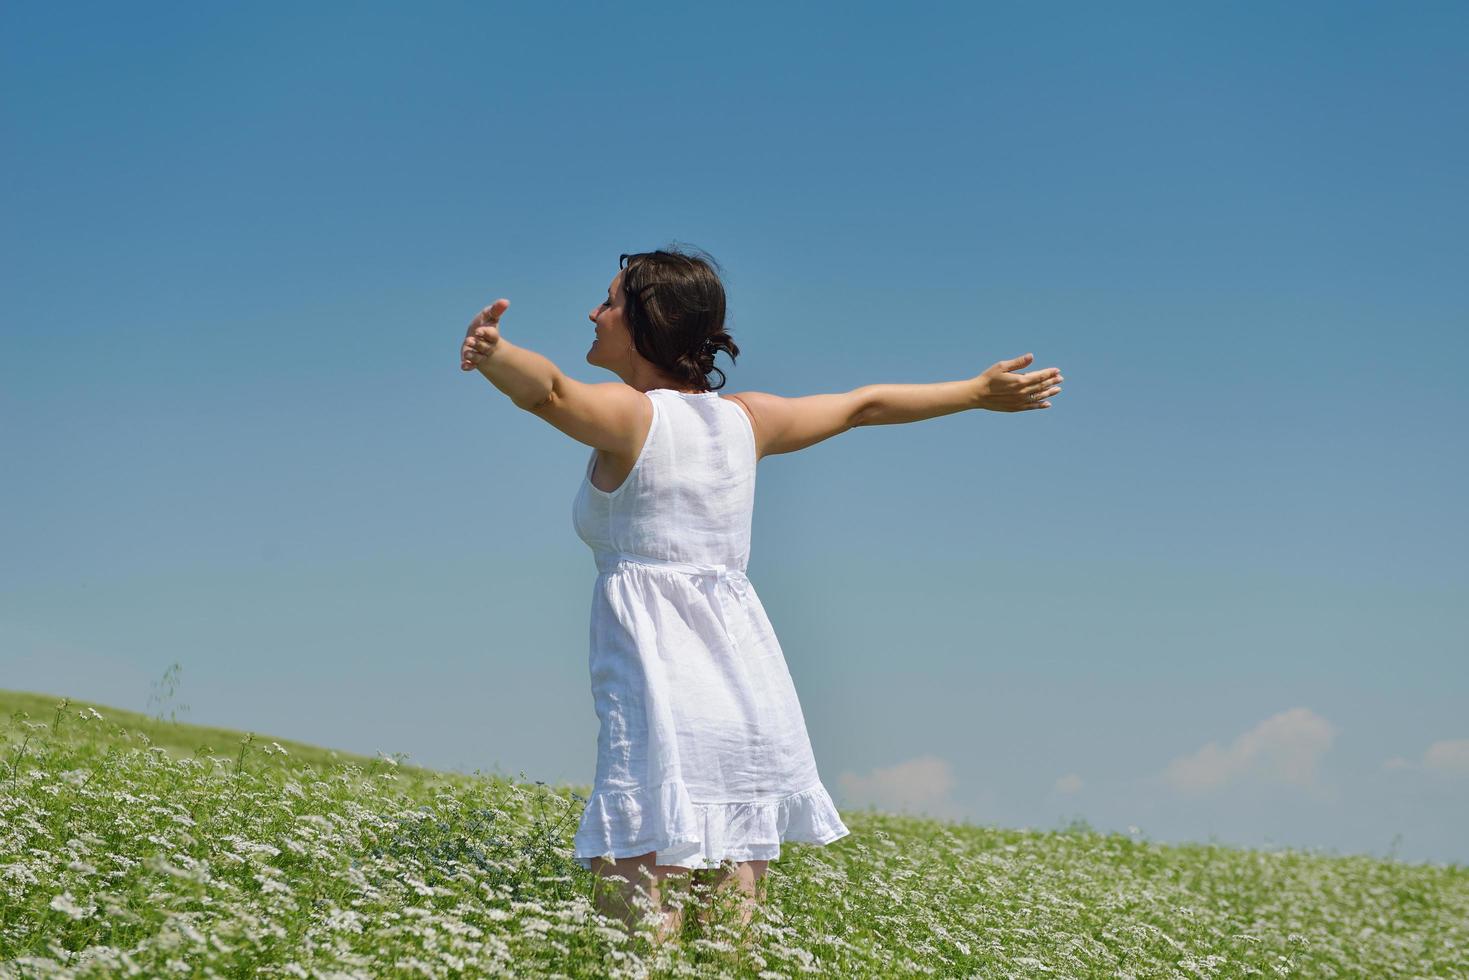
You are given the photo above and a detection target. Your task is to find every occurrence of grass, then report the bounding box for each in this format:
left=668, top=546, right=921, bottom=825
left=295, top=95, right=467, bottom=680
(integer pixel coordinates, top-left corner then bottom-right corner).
left=2, top=687, right=1466, bottom=978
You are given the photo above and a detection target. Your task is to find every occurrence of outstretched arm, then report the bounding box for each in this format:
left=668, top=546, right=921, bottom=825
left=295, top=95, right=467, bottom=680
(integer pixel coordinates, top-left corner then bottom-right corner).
left=857, top=353, right=1063, bottom=425
left=733, top=353, right=1064, bottom=460
left=460, top=299, right=561, bottom=410
left=459, top=298, right=649, bottom=454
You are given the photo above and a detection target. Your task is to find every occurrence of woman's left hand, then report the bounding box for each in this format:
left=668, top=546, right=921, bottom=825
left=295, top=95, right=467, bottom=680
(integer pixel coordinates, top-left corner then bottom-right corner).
left=461, top=298, right=510, bottom=371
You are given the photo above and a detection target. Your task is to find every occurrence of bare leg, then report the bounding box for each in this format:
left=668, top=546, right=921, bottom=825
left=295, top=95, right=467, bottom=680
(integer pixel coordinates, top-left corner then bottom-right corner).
left=699, top=859, right=769, bottom=937
left=589, top=851, right=693, bottom=943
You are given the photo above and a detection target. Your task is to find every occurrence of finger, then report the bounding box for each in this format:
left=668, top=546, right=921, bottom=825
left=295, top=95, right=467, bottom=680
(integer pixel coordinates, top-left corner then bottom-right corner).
left=1003, top=373, right=1049, bottom=394
left=1000, top=352, right=1034, bottom=371
left=479, top=298, right=511, bottom=323
left=1012, top=389, right=1050, bottom=409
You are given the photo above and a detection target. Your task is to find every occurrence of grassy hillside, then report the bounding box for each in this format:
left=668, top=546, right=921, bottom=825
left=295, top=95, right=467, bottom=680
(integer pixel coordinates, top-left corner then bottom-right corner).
left=0, top=689, right=436, bottom=779
left=2, top=689, right=1466, bottom=978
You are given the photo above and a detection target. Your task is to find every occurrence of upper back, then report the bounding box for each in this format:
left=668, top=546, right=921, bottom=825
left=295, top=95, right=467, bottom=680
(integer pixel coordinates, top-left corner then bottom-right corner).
left=573, top=388, right=758, bottom=566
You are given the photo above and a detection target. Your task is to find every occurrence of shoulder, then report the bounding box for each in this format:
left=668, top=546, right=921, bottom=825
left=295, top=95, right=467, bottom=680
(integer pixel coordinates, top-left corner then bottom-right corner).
left=718, top=391, right=760, bottom=424
left=719, top=392, right=767, bottom=457
left=716, top=389, right=866, bottom=459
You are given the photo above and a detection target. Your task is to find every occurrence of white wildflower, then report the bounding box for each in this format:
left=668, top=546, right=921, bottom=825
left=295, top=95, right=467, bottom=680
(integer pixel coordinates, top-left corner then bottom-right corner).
left=257, top=875, right=292, bottom=895
left=49, top=891, right=94, bottom=920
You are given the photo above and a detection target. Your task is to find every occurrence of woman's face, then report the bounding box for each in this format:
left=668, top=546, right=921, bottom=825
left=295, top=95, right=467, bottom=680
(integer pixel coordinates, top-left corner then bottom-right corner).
left=586, top=270, right=631, bottom=368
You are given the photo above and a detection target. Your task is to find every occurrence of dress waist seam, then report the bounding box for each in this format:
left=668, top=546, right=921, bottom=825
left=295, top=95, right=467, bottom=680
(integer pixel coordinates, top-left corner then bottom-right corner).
left=596, top=550, right=748, bottom=579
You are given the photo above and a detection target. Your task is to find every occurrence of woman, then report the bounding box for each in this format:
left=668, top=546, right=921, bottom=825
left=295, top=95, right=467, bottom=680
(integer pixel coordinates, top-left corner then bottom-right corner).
left=459, top=245, right=1063, bottom=942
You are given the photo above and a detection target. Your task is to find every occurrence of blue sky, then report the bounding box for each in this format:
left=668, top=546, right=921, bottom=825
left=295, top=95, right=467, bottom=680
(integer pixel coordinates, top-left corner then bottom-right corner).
left=4, top=1, right=1466, bottom=865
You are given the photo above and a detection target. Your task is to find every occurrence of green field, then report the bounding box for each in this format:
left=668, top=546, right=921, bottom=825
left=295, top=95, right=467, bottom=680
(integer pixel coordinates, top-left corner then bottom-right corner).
left=3, top=688, right=1466, bottom=978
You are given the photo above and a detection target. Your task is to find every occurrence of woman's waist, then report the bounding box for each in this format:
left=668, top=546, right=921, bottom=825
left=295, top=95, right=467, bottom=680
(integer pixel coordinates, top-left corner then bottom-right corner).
left=594, top=549, right=749, bottom=579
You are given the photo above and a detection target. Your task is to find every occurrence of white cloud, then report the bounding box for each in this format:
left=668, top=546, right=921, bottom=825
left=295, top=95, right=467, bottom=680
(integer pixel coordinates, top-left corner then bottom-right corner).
left=1054, top=773, right=1084, bottom=795
left=1162, top=707, right=1337, bottom=794
left=1384, top=739, right=1469, bottom=777
left=1424, top=740, right=1469, bottom=776
left=838, top=754, right=958, bottom=817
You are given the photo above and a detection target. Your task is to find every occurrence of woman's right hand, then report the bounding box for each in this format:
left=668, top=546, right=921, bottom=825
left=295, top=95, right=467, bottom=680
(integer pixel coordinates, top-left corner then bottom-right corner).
left=974, top=353, right=1064, bottom=411
left=461, top=299, right=509, bottom=372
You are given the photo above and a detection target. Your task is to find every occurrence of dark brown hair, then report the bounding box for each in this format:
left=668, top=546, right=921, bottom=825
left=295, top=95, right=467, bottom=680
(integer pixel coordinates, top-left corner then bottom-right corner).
left=618, top=244, right=739, bottom=392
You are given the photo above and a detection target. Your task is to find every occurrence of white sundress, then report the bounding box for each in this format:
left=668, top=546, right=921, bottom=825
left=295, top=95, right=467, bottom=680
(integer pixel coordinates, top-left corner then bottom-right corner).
left=570, top=387, right=850, bottom=870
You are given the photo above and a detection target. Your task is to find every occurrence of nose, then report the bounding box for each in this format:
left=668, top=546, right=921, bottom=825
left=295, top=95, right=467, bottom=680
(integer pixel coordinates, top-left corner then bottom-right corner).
left=588, top=307, right=598, bottom=324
